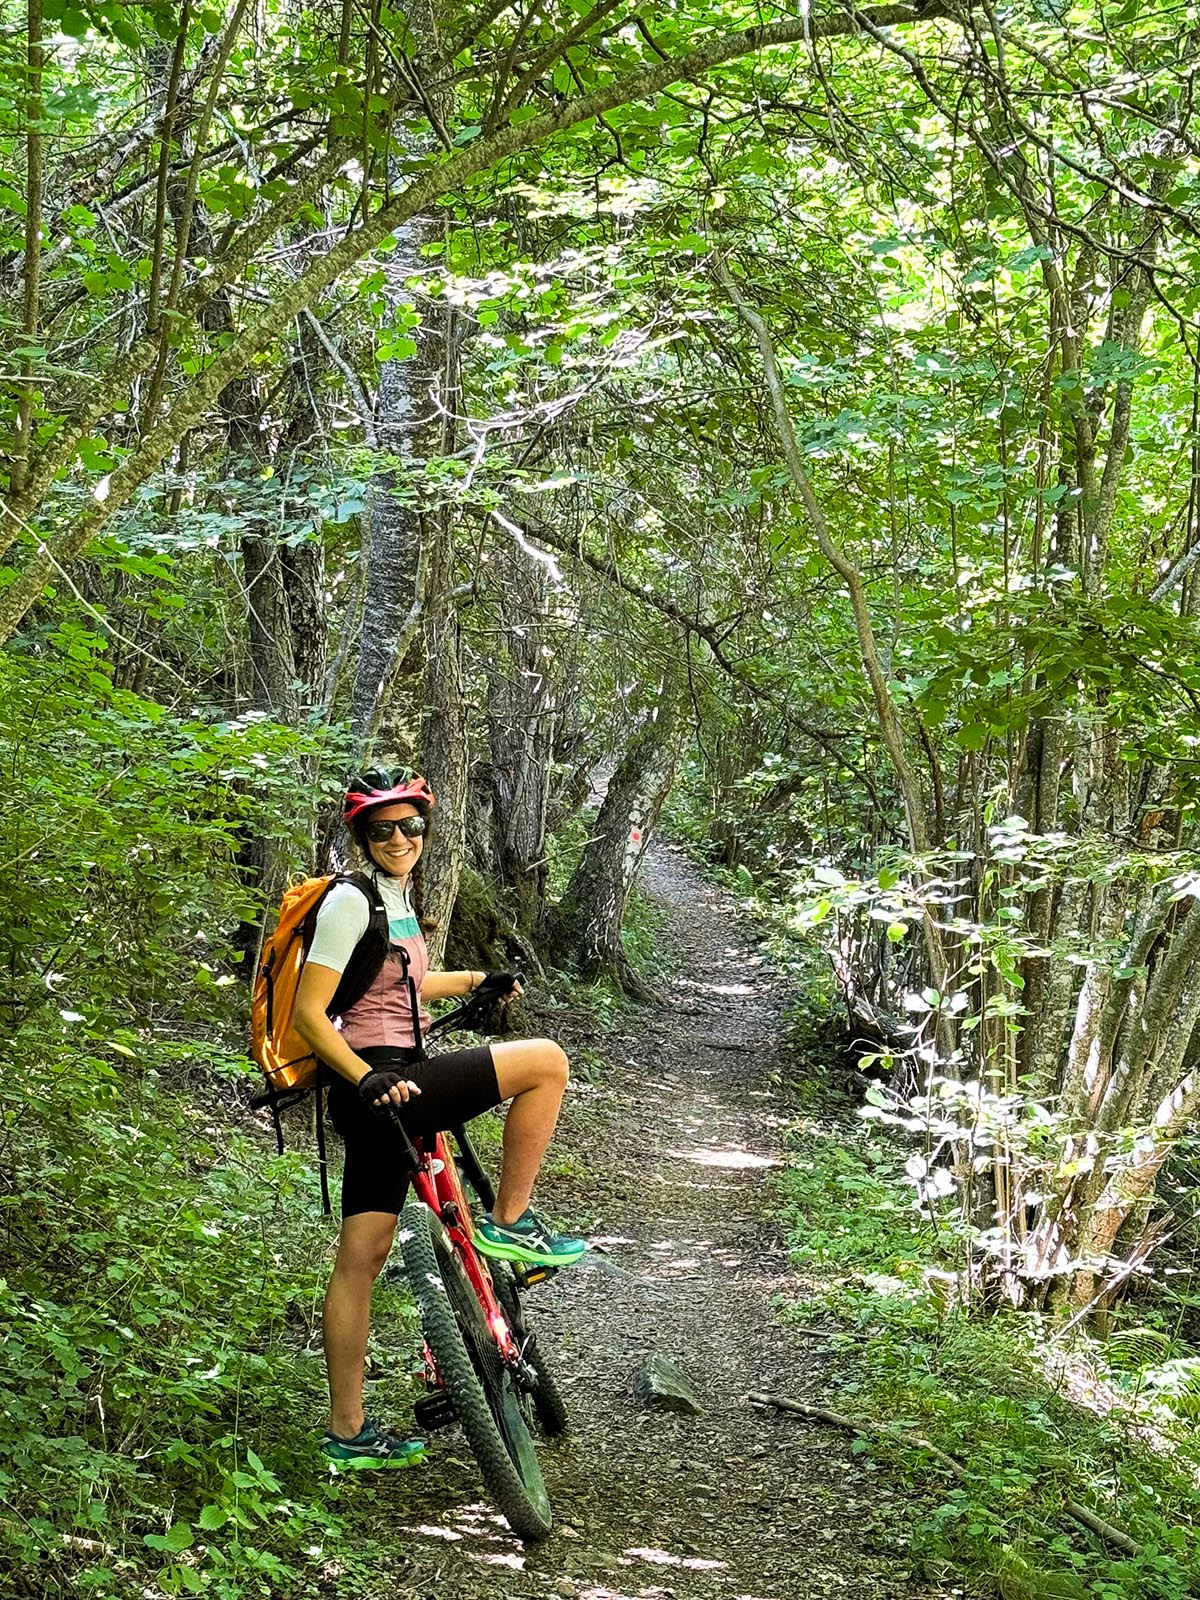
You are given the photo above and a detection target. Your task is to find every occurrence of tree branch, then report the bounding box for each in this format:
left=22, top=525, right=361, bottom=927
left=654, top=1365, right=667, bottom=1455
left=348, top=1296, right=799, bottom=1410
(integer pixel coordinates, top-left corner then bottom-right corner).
left=143, top=6, right=191, bottom=343
left=0, top=1, right=971, bottom=628
left=0, top=141, right=355, bottom=556
left=142, top=0, right=251, bottom=428
left=714, top=256, right=935, bottom=853
left=749, top=1391, right=1142, bottom=1557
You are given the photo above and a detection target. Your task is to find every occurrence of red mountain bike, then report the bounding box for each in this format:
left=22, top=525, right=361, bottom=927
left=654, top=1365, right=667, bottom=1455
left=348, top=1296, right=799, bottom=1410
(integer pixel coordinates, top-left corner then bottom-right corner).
left=391, top=1113, right=567, bottom=1541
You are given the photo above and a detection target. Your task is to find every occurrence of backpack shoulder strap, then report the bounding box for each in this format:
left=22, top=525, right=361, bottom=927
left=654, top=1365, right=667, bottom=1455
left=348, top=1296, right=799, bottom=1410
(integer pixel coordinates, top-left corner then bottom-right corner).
left=341, top=869, right=386, bottom=921
left=326, top=871, right=389, bottom=1017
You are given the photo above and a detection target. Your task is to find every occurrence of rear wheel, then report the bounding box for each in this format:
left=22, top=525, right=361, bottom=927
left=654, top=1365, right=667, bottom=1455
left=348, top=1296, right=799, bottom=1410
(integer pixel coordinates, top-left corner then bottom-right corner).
left=397, top=1202, right=552, bottom=1542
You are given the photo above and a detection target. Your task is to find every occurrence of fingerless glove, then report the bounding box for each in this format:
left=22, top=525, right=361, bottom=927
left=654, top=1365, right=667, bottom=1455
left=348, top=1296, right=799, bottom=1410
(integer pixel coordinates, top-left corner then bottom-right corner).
left=476, top=971, right=522, bottom=1000
left=357, top=1068, right=405, bottom=1117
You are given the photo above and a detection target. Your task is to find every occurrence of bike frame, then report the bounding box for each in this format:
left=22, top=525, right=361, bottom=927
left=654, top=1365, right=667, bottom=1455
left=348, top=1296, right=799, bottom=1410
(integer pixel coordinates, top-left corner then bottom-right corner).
left=404, top=1125, right=523, bottom=1367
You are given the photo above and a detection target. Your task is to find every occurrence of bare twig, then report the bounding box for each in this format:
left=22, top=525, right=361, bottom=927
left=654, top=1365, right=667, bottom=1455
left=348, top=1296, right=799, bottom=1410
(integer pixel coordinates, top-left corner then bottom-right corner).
left=301, top=308, right=377, bottom=443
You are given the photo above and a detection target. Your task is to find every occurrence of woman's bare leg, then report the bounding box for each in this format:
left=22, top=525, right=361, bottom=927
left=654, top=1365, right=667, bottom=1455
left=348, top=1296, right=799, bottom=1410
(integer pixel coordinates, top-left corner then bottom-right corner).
left=491, top=1038, right=570, bottom=1225
left=323, top=1210, right=397, bottom=1436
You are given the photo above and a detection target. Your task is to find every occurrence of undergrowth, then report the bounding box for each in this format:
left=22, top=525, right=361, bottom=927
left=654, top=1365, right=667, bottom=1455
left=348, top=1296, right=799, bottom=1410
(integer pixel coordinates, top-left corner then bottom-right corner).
left=0, top=1040, right=423, bottom=1599
left=777, top=1126, right=1200, bottom=1600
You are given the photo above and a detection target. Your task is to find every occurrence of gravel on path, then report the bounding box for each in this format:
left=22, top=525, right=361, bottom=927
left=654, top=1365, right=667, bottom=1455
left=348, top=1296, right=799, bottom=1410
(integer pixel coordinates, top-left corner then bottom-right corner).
left=352, top=843, right=948, bottom=1600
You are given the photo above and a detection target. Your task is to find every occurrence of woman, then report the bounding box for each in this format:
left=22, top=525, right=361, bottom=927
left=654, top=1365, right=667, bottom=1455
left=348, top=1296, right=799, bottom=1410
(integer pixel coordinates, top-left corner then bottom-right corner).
left=293, top=768, right=585, bottom=1470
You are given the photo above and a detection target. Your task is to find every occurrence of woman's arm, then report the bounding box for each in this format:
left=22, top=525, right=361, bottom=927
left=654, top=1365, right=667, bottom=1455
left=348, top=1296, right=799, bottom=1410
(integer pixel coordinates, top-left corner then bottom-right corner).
left=293, top=960, right=373, bottom=1084
left=420, top=969, right=485, bottom=1003
left=294, top=961, right=422, bottom=1108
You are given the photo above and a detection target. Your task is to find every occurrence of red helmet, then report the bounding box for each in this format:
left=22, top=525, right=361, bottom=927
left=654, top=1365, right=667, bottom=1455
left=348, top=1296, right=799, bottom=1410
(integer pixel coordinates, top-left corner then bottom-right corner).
left=343, top=768, right=436, bottom=827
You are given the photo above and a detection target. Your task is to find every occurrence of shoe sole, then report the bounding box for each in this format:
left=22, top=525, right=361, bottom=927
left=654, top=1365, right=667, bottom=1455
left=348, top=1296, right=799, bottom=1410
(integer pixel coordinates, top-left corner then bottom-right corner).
left=323, top=1450, right=426, bottom=1471
left=473, top=1235, right=586, bottom=1268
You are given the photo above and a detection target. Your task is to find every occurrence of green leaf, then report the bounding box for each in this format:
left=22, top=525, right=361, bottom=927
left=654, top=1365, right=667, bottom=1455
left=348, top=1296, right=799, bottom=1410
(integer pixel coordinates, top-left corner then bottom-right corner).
left=144, top=1521, right=193, bottom=1553
left=812, top=865, right=845, bottom=887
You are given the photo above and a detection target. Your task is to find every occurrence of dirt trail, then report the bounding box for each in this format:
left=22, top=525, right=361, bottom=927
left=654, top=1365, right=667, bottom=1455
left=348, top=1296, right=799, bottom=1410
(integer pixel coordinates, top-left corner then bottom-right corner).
left=375, top=844, right=937, bottom=1600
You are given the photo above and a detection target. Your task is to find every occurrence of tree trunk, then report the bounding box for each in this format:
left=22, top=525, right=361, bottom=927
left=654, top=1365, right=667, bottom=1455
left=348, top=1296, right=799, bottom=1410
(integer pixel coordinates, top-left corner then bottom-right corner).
left=346, top=0, right=468, bottom=953
left=550, top=672, right=685, bottom=995
left=421, top=454, right=468, bottom=963
left=487, top=541, right=560, bottom=935
left=349, top=225, right=440, bottom=757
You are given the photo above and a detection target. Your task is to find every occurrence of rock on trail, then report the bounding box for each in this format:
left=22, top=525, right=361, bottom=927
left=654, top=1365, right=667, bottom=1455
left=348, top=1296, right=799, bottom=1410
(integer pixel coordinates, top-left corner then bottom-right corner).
left=357, top=843, right=940, bottom=1600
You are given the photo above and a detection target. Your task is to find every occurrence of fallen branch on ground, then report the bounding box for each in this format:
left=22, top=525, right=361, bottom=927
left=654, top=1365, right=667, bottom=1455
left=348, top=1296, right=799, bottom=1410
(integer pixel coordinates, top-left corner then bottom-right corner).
left=747, top=1391, right=1141, bottom=1557
left=788, top=1326, right=868, bottom=1342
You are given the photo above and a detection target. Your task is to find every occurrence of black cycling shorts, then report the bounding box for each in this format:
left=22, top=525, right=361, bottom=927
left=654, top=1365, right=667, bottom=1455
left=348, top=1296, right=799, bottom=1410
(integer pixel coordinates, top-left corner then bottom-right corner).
left=326, top=1045, right=501, bottom=1219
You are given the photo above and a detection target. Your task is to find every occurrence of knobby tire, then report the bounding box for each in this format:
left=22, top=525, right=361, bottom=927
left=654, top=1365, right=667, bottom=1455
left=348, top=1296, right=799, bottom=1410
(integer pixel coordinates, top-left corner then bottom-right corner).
left=491, top=1267, right=570, bottom=1437
left=397, top=1202, right=553, bottom=1542
left=452, top=1124, right=569, bottom=1435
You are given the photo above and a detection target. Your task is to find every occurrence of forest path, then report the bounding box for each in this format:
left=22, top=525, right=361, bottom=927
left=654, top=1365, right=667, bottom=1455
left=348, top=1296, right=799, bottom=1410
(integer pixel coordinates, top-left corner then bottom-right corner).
left=375, top=844, right=935, bottom=1600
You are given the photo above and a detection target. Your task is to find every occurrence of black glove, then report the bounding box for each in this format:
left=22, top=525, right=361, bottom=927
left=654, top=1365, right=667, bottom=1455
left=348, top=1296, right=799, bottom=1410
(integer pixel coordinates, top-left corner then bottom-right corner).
left=476, top=971, right=523, bottom=1000
left=470, top=972, right=523, bottom=1036
left=357, top=1068, right=409, bottom=1118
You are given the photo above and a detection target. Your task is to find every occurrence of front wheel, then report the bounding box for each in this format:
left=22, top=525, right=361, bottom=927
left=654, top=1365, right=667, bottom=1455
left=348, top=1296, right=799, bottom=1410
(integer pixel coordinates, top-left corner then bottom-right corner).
left=491, top=1267, right=570, bottom=1437
left=397, top=1203, right=552, bottom=1542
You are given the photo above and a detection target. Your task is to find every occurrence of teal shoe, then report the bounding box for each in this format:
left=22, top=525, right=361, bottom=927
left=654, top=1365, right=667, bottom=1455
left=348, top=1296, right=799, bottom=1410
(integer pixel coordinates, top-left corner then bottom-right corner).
left=474, top=1208, right=587, bottom=1267
left=321, top=1417, right=426, bottom=1470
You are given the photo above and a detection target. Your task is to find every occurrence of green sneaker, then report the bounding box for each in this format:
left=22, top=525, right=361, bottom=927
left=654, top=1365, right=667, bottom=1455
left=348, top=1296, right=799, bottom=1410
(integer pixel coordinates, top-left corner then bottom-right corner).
left=321, top=1417, right=426, bottom=1470
left=474, top=1208, right=587, bottom=1267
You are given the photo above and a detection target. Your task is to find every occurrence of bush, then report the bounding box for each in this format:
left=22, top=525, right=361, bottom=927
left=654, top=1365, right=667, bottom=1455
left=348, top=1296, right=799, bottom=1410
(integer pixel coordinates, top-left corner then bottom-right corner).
left=0, top=646, right=404, bottom=1595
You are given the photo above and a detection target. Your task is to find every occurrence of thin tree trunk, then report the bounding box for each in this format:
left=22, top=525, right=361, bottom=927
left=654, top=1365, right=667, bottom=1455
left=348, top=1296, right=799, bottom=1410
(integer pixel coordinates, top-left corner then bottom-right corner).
left=550, top=670, right=685, bottom=995
left=487, top=542, right=560, bottom=935
left=8, top=0, right=44, bottom=505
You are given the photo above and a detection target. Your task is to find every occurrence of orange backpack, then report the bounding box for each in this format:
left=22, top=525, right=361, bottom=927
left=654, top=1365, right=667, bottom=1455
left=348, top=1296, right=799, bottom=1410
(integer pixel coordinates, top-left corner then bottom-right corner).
left=251, top=872, right=388, bottom=1203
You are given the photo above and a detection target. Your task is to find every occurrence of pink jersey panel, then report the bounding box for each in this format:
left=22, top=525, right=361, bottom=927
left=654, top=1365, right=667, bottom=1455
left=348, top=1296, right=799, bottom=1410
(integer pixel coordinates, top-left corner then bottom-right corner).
left=338, top=931, right=433, bottom=1050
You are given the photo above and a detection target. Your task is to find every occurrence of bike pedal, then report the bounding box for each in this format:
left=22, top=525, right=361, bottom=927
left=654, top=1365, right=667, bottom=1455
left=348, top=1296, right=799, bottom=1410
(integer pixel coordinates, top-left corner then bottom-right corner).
left=412, top=1392, right=457, bottom=1430
left=512, top=1265, right=556, bottom=1288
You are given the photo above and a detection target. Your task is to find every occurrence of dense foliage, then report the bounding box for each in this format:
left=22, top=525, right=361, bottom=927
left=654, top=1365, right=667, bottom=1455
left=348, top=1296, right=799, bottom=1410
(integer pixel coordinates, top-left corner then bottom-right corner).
left=6, top=0, right=1200, bottom=1592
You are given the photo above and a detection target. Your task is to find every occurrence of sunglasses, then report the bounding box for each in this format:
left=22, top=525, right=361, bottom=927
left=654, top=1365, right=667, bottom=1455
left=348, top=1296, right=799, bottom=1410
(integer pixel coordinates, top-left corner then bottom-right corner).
left=364, top=815, right=427, bottom=843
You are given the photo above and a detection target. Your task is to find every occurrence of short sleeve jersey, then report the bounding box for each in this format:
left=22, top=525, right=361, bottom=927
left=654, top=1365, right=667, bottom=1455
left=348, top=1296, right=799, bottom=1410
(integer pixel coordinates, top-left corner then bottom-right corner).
left=307, top=873, right=431, bottom=1049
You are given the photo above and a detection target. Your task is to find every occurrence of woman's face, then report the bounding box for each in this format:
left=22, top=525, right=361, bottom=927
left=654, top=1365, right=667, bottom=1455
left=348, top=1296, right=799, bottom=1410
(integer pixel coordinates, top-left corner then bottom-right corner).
left=363, top=801, right=425, bottom=879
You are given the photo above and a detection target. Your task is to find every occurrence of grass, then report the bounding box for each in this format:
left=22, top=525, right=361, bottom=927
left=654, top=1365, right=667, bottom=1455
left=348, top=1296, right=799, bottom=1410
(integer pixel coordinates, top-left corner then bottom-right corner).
left=775, top=1122, right=1200, bottom=1600
left=0, top=1055, right=430, bottom=1600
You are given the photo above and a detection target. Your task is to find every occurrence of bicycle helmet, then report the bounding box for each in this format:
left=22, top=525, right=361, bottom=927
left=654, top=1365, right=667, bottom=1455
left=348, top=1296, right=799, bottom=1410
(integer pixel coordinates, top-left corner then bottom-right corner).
left=343, top=768, right=436, bottom=826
